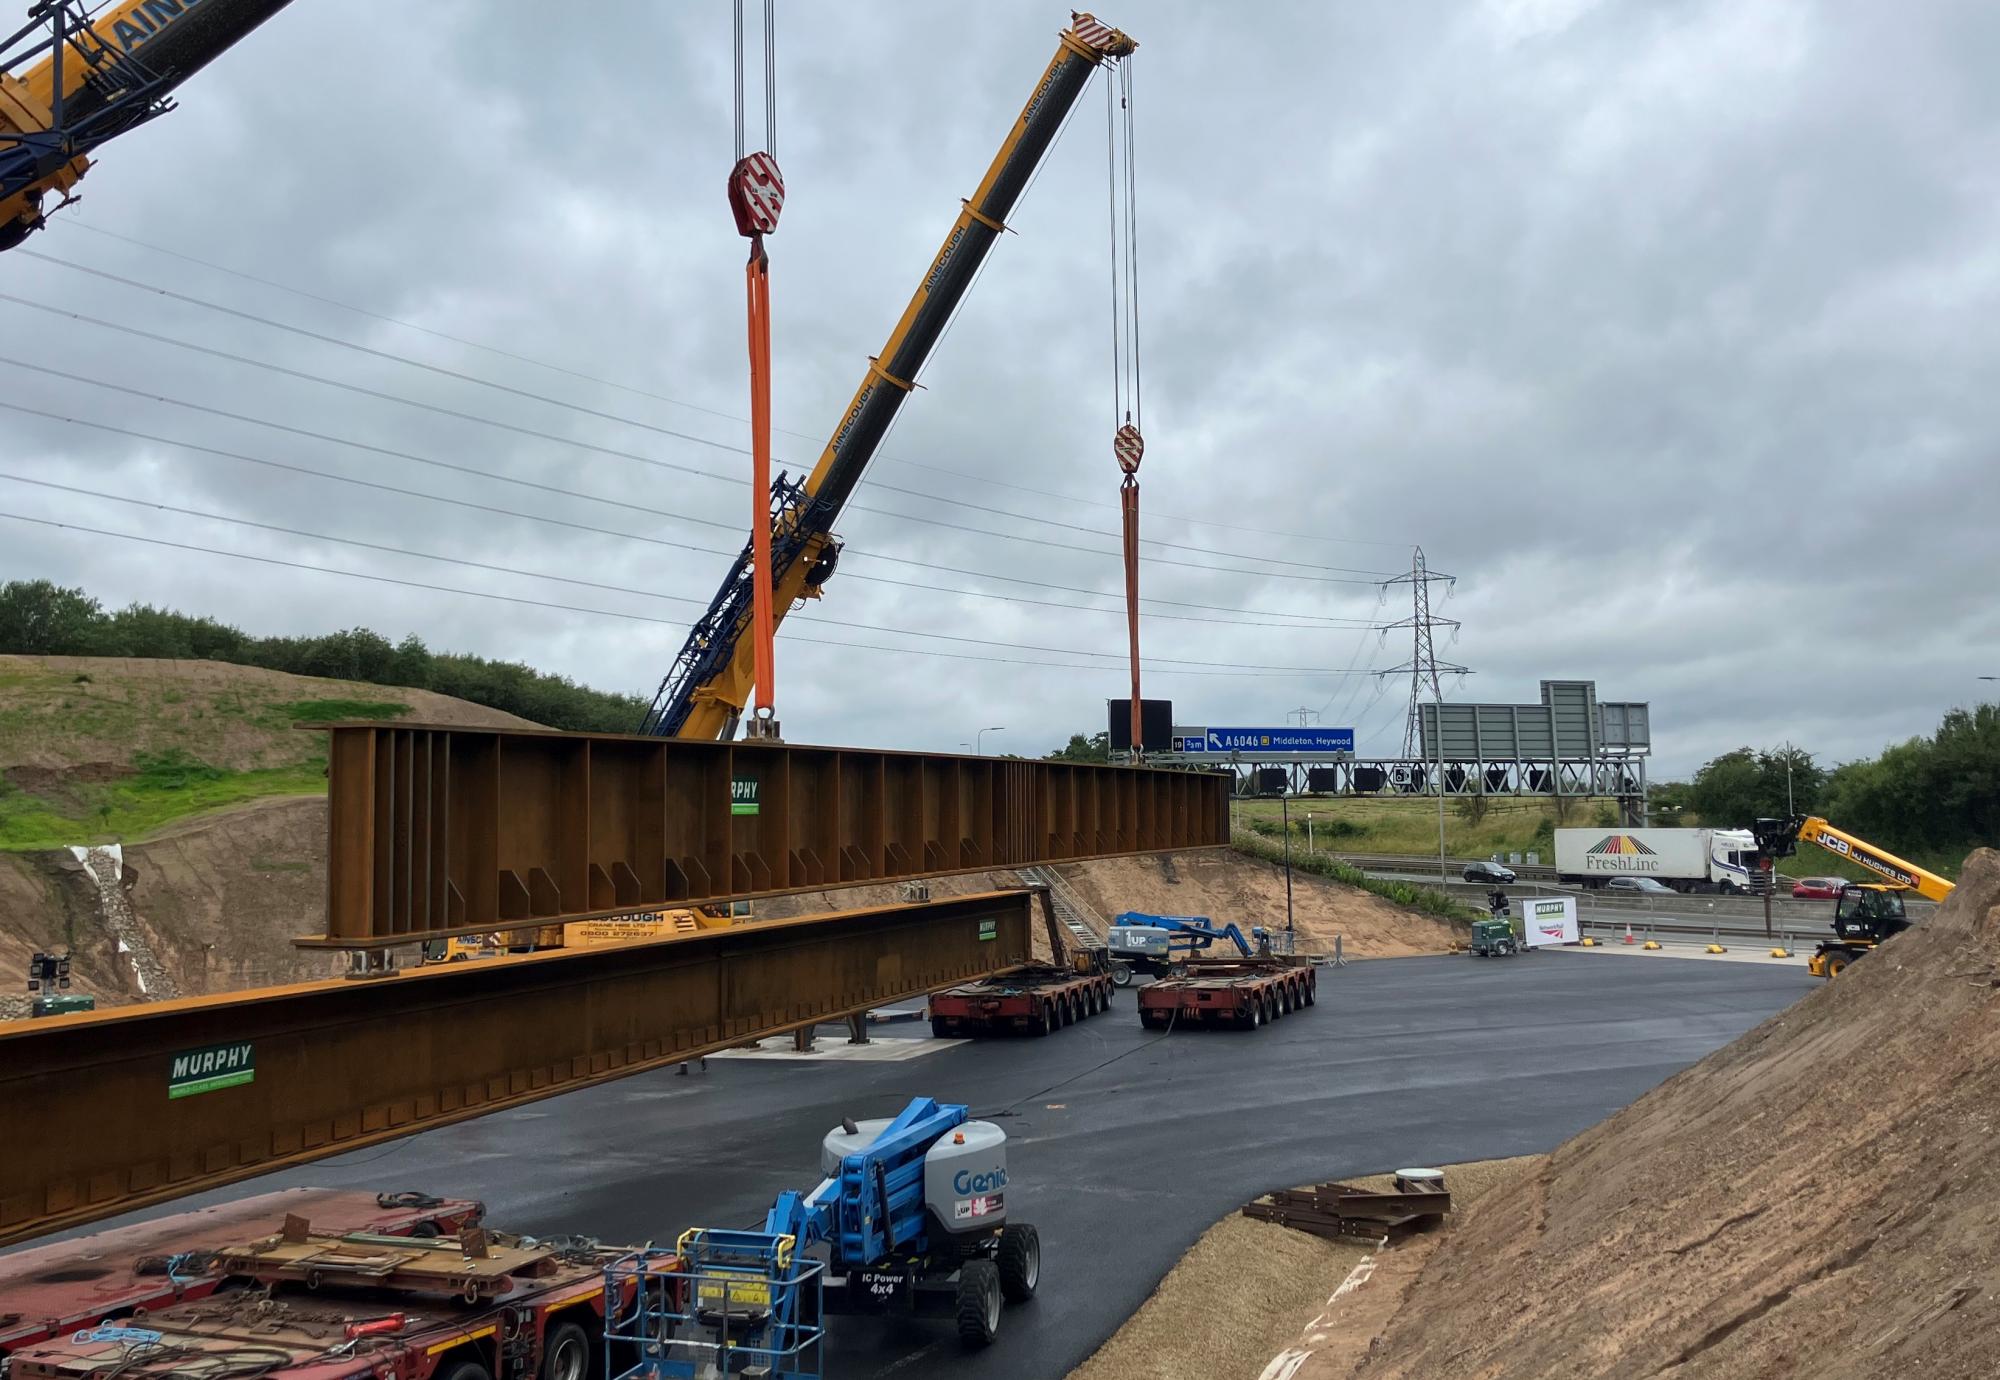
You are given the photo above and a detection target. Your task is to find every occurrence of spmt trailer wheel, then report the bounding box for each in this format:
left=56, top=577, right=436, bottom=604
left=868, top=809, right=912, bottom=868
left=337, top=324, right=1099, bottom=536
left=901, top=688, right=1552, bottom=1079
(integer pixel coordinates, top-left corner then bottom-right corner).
left=538, top=1322, right=590, bottom=1380
left=998, top=1223, right=1040, bottom=1303
left=957, top=1259, right=1003, bottom=1347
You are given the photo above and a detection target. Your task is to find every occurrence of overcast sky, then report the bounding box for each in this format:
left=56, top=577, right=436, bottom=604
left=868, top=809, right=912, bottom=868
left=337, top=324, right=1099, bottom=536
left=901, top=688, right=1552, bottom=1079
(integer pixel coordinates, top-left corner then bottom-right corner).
left=4, top=0, right=1996, bottom=777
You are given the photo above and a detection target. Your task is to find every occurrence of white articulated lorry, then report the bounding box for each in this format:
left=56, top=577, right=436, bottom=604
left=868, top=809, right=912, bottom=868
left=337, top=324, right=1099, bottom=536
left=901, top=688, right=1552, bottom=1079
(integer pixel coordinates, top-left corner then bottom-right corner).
left=1553, top=826, right=1758, bottom=893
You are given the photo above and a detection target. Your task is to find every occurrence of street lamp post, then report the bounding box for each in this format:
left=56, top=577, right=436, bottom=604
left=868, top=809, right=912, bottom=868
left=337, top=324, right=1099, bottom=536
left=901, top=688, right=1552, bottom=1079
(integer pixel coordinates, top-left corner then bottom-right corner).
left=1280, top=794, right=1296, bottom=952
left=976, top=726, right=1005, bottom=756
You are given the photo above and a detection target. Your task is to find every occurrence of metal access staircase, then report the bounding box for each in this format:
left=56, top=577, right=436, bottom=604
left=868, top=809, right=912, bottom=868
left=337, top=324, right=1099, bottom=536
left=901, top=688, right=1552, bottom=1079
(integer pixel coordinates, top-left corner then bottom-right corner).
left=1013, top=865, right=1108, bottom=950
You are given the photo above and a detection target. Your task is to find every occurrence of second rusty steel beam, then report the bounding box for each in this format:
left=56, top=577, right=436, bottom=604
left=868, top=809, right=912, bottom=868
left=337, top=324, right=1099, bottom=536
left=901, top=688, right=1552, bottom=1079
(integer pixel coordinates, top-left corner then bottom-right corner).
left=318, top=725, right=1230, bottom=947
left=0, top=890, right=1033, bottom=1246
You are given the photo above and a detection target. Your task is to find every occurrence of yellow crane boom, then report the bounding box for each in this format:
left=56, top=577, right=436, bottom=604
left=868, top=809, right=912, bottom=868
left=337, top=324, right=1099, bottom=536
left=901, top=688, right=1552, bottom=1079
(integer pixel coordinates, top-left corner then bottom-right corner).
left=639, top=12, right=1139, bottom=741
left=1, top=1, right=295, bottom=250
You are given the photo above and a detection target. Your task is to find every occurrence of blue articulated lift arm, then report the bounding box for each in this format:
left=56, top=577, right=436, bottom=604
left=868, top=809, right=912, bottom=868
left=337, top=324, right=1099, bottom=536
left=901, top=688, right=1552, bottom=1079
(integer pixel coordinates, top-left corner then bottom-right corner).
left=1113, top=911, right=1256, bottom=957
left=764, top=1096, right=969, bottom=1267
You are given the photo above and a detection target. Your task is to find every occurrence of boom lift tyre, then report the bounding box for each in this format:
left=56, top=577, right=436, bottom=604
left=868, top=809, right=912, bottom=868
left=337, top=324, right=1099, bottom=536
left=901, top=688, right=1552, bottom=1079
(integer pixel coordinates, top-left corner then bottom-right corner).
left=997, top=1225, right=1040, bottom=1304
left=956, top=1259, right=1003, bottom=1348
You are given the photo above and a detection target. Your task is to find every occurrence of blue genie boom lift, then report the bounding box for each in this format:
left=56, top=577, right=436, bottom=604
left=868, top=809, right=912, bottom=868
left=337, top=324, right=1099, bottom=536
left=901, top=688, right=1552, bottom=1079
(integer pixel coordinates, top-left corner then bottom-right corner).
left=1101, top=911, right=1267, bottom=984
left=603, top=1097, right=1039, bottom=1379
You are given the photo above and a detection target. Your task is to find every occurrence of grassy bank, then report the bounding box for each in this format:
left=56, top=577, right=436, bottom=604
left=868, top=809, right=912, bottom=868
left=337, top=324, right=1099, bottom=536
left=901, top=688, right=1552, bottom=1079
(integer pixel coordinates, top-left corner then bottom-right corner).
left=0, top=658, right=429, bottom=849
left=1230, top=796, right=1970, bottom=885
left=0, top=754, right=328, bottom=849
left=1232, top=827, right=1479, bottom=925
left=1230, top=795, right=1625, bottom=861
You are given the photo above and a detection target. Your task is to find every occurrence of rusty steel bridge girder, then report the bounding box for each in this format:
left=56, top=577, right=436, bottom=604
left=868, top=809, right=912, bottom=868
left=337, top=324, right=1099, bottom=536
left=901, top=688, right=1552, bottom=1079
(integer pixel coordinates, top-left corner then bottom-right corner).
left=317, top=725, right=1229, bottom=948
left=0, top=890, right=1033, bottom=1247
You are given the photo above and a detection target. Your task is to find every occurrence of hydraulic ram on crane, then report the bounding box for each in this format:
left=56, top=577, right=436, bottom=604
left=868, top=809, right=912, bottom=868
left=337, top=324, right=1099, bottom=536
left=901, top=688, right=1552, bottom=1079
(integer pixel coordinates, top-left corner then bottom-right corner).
left=642, top=12, right=1139, bottom=741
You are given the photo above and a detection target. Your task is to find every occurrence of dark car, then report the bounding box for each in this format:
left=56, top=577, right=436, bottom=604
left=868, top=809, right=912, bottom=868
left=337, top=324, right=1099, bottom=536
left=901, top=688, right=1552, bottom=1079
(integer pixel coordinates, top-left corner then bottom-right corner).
left=1605, top=876, right=1677, bottom=896
left=1462, top=859, right=1517, bottom=884
left=1791, top=876, right=1848, bottom=900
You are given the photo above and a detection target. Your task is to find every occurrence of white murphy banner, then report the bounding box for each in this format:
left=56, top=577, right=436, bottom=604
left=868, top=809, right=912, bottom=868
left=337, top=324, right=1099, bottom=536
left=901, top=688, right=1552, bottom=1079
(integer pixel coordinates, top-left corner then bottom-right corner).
left=1522, top=895, right=1578, bottom=947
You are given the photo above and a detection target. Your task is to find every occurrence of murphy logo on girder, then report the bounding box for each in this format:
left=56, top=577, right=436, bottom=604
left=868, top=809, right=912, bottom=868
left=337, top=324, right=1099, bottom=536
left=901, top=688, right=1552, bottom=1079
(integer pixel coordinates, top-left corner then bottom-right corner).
left=168, top=1041, right=254, bottom=1099
left=109, top=0, right=207, bottom=54
left=730, top=776, right=760, bottom=817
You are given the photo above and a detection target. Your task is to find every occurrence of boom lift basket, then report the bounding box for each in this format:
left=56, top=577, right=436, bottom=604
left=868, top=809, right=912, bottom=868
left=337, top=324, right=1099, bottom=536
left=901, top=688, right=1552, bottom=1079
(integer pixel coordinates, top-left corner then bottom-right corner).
left=604, top=1237, right=826, bottom=1380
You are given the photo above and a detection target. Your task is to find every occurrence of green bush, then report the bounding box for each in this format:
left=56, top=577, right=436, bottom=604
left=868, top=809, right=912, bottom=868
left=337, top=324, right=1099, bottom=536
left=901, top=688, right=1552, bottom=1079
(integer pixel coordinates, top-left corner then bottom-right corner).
left=1231, top=830, right=1477, bottom=926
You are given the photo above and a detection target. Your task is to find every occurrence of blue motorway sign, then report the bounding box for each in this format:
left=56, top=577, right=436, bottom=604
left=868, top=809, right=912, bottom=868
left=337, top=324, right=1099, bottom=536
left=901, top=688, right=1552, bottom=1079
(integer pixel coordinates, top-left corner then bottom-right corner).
left=1198, top=727, right=1355, bottom=754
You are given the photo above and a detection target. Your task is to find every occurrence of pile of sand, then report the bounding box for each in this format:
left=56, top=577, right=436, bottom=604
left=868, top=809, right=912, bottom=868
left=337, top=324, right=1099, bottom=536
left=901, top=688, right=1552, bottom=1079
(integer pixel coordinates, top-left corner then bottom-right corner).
left=1321, top=849, right=2000, bottom=1380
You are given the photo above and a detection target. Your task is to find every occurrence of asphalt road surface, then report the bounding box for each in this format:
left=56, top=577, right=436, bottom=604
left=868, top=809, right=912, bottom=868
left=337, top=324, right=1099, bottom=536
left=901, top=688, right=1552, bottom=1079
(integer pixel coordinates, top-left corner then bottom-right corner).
left=26, top=955, right=1813, bottom=1379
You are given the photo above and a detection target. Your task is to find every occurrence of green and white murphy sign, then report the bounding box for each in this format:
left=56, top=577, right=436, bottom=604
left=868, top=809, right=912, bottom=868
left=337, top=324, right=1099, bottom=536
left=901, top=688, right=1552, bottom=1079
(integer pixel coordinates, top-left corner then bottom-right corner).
left=168, top=1041, right=255, bottom=1099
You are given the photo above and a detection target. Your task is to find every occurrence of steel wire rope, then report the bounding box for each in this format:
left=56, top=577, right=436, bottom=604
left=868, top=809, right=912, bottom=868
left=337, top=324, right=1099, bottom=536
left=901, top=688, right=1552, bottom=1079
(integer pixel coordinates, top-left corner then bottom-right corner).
left=0, top=376, right=1372, bottom=624
left=0, top=481, right=1382, bottom=674
left=0, top=513, right=1347, bottom=682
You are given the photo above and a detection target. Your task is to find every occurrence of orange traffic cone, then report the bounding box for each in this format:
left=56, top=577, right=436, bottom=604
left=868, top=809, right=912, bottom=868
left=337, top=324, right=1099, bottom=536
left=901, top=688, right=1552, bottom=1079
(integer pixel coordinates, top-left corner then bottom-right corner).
left=1622, top=921, right=1637, bottom=945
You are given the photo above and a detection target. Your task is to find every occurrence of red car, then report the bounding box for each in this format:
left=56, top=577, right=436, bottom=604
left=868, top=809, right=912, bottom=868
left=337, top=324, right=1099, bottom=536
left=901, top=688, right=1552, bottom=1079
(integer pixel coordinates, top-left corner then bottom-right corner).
left=1791, top=876, right=1848, bottom=900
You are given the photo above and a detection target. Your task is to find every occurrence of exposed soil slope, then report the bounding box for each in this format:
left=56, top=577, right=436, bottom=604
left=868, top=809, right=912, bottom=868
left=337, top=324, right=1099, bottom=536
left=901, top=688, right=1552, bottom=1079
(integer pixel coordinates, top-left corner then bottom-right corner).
left=1331, top=849, right=2000, bottom=1380
left=0, top=658, right=535, bottom=1012
left=1058, top=847, right=1457, bottom=957
left=761, top=848, right=1456, bottom=963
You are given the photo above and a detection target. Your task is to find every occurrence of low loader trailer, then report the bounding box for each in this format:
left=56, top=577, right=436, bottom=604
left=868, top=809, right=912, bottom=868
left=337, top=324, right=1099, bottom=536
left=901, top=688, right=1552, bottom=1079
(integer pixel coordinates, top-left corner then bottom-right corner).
left=928, top=962, right=1115, bottom=1037
left=3, top=1194, right=634, bottom=1380
left=0, top=1190, right=483, bottom=1358
left=1136, top=957, right=1317, bottom=1031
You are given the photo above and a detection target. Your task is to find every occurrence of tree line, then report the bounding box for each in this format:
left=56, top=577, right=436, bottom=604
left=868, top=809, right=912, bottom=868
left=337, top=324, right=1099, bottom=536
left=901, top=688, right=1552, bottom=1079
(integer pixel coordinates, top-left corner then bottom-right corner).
left=1666, top=705, right=1999, bottom=868
left=0, top=580, right=649, bottom=733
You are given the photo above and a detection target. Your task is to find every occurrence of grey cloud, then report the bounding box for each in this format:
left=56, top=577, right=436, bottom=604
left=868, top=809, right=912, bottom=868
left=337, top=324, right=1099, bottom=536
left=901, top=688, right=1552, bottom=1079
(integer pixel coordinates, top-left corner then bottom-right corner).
left=3, top=0, right=1996, bottom=777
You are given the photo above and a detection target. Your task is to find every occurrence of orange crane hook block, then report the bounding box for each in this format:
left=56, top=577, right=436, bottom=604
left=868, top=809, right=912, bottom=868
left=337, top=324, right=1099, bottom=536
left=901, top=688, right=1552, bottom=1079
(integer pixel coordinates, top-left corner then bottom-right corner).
left=728, top=152, right=785, bottom=238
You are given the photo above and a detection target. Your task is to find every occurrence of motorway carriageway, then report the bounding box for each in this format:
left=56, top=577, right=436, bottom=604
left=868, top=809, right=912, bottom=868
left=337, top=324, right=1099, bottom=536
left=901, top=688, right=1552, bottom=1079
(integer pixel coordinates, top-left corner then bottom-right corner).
left=14, top=955, right=1814, bottom=1380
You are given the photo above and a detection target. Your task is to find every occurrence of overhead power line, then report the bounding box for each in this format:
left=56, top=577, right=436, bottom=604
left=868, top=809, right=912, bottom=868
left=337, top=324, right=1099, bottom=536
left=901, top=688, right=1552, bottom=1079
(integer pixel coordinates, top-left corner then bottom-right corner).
left=5, top=265, right=1394, bottom=578
left=0, top=416, right=1355, bottom=632
left=0, top=374, right=1374, bottom=626
left=0, top=513, right=1351, bottom=682
left=0, top=476, right=1377, bottom=675
left=57, top=218, right=1413, bottom=552
left=0, top=293, right=1388, bottom=584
